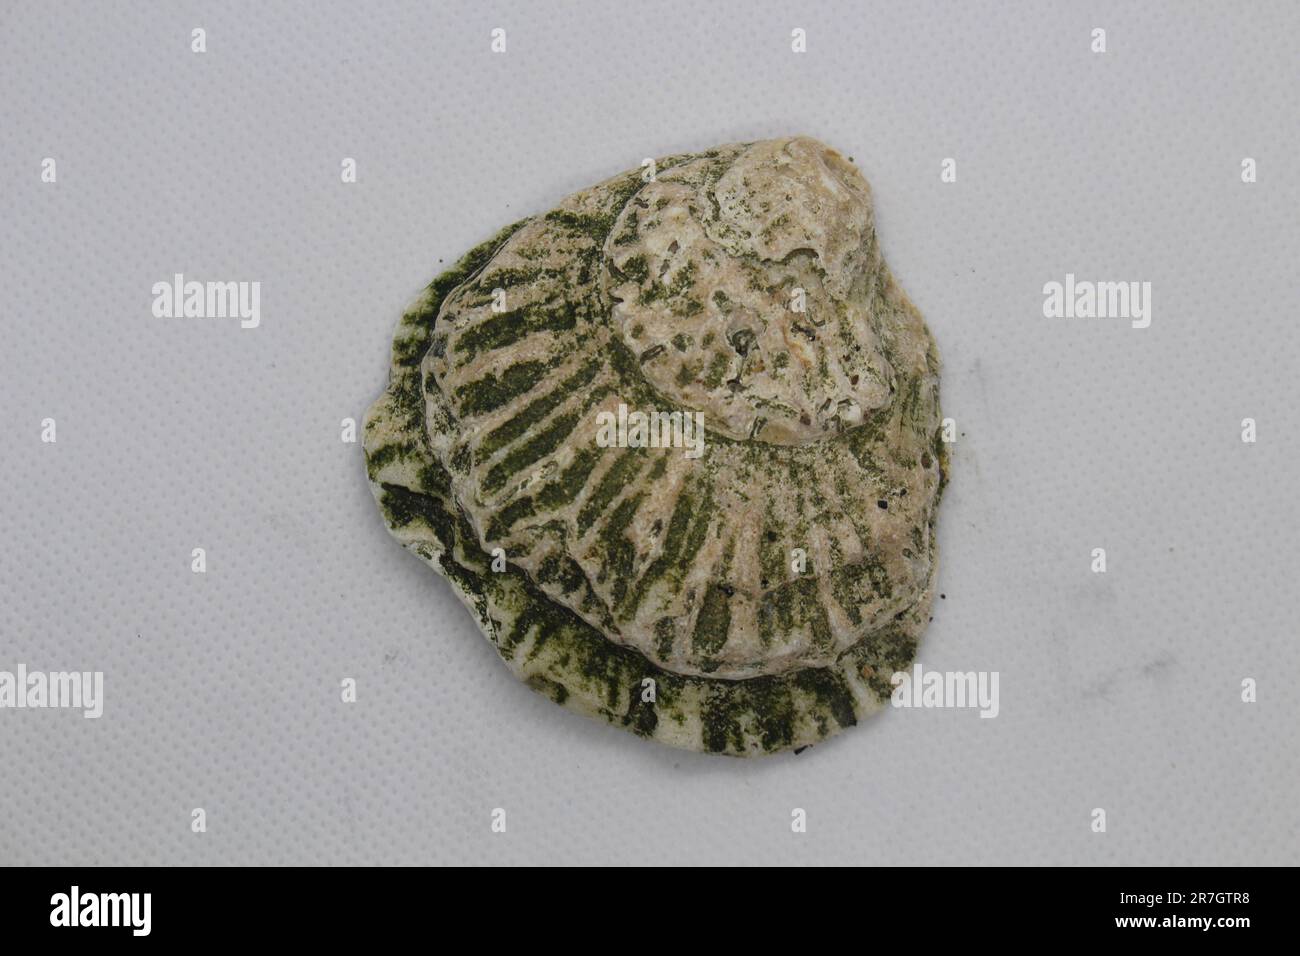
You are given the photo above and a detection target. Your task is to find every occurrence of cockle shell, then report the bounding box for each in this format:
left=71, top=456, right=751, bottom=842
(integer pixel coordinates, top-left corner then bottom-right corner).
left=364, top=137, right=946, bottom=755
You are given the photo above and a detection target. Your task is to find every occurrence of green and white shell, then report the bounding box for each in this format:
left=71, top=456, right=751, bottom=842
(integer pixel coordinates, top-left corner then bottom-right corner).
left=364, top=137, right=946, bottom=756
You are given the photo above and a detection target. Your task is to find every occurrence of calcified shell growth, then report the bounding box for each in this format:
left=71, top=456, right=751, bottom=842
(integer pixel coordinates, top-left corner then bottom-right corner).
left=364, top=137, right=946, bottom=756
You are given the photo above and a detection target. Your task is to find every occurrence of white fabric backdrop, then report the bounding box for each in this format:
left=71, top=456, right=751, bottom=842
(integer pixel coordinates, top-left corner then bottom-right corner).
left=1, top=0, right=1296, bottom=865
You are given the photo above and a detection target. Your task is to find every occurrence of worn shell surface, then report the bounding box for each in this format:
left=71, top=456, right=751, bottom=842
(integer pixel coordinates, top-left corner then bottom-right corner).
left=364, top=137, right=946, bottom=756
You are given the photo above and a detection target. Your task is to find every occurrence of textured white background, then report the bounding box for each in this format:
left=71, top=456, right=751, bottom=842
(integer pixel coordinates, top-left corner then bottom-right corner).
left=2, top=0, right=1297, bottom=866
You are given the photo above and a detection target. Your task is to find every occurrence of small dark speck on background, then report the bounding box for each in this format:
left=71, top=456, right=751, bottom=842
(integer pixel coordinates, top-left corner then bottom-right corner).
left=940, top=593, right=946, bottom=599
left=794, top=746, right=808, bottom=755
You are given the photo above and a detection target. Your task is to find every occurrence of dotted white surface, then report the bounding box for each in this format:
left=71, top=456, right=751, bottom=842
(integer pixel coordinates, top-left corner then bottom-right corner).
left=1, top=0, right=1297, bottom=865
